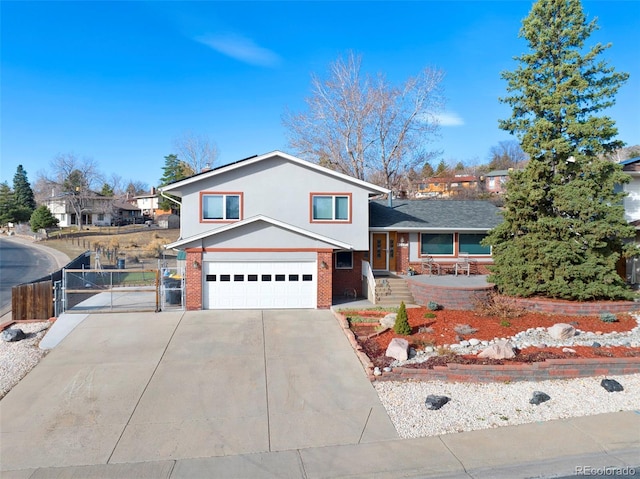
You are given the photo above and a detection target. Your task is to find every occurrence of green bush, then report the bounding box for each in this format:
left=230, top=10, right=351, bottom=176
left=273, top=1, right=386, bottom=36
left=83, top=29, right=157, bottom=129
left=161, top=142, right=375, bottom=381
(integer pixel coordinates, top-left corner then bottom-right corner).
left=394, top=301, right=412, bottom=335
left=423, top=312, right=436, bottom=319
left=600, top=312, right=618, bottom=323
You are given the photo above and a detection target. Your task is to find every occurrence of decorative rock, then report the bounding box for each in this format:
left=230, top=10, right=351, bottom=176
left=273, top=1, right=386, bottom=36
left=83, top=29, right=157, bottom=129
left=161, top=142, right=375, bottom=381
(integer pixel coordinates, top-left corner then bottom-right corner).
left=601, top=379, right=624, bottom=392
left=383, top=367, right=392, bottom=373
left=425, top=395, right=450, bottom=410
left=592, top=342, right=602, bottom=348
left=424, top=346, right=435, bottom=353
left=530, top=391, right=551, bottom=405
left=477, top=340, right=516, bottom=359
left=562, top=348, right=576, bottom=354
left=1, top=328, right=26, bottom=342
left=385, top=337, right=410, bottom=361
left=373, top=367, right=382, bottom=376
left=548, top=323, right=576, bottom=340
left=459, top=340, right=470, bottom=347
left=380, top=313, right=397, bottom=329
left=468, top=338, right=481, bottom=346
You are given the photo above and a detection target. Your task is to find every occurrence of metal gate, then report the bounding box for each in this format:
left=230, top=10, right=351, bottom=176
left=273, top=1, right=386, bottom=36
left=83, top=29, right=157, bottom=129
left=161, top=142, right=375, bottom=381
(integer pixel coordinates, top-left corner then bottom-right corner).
left=63, top=268, right=161, bottom=313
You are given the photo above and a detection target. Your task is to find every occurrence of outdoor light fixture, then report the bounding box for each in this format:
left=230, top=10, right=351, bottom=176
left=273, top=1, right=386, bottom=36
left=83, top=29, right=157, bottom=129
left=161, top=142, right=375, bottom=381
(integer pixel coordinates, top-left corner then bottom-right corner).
left=320, top=261, right=328, bottom=269
left=192, top=260, right=201, bottom=269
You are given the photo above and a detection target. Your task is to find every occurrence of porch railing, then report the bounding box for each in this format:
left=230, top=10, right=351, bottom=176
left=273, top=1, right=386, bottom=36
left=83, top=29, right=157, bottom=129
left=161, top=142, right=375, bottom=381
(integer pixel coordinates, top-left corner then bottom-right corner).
left=362, top=260, right=377, bottom=305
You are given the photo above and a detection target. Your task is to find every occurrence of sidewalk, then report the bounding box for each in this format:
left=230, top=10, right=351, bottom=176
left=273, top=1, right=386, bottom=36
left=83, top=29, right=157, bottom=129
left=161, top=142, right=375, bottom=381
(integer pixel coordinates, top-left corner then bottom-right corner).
left=3, top=411, right=638, bottom=478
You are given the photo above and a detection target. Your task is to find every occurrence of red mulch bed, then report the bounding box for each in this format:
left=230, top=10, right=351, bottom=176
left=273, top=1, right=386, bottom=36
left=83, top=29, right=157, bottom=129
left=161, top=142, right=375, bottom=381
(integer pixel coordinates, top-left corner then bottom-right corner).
left=347, top=308, right=640, bottom=369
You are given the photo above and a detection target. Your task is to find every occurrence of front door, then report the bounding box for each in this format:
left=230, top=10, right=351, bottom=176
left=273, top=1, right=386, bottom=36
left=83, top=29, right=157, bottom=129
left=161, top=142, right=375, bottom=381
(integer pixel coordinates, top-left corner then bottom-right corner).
left=372, top=233, right=388, bottom=270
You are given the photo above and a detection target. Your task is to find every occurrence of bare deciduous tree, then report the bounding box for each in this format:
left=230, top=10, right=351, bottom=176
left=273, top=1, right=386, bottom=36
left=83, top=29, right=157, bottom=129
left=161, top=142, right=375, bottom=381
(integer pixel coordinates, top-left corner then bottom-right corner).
left=283, top=52, right=445, bottom=190
left=487, top=140, right=528, bottom=170
left=173, top=132, right=219, bottom=173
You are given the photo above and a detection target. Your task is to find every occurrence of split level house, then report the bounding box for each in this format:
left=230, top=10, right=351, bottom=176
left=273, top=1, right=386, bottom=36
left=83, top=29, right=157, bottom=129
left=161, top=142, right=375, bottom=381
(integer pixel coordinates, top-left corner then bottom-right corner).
left=45, top=193, right=143, bottom=227
left=161, top=151, right=502, bottom=310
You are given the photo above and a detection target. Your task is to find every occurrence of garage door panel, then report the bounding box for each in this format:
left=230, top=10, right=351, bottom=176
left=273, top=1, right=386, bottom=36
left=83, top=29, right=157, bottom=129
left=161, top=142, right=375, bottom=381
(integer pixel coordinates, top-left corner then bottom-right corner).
left=204, top=261, right=317, bottom=309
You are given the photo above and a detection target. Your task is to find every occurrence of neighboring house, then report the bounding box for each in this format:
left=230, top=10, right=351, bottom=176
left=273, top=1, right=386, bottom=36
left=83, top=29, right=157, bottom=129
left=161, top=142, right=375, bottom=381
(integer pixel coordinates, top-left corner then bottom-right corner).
left=415, top=175, right=480, bottom=198
left=482, top=169, right=513, bottom=194
left=112, top=201, right=144, bottom=226
left=620, top=157, right=640, bottom=225
left=161, top=151, right=501, bottom=311
left=131, top=187, right=172, bottom=218
left=44, top=193, right=115, bottom=227
left=619, top=156, right=640, bottom=283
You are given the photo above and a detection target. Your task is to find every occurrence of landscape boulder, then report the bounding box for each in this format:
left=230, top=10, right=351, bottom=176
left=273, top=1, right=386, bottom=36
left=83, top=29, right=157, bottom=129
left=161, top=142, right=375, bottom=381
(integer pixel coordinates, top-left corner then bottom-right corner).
left=1, top=328, right=26, bottom=342
left=380, top=313, right=397, bottom=329
left=385, top=337, right=409, bottom=361
left=547, top=323, right=576, bottom=341
left=425, top=395, right=450, bottom=410
left=530, top=391, right=551, bottom=405
left=477, top=340, right=516, bottom=360
left=601, top=379, right=624, bottom=392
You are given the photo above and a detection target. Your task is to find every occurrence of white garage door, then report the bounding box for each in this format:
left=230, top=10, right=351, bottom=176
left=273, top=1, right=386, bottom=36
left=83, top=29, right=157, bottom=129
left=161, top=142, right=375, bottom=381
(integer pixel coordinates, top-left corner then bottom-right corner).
left=204, top=261, right=317, bottom=309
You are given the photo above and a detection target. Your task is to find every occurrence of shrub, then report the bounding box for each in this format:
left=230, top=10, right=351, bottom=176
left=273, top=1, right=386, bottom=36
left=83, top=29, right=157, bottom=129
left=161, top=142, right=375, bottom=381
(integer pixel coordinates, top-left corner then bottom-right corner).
left=473, top=292, right=526, bottom=319
left=423, top=312, right=436, bottom=319
left=600, top=312, right=618, bottom=323
left=393, top=301, right=412, bottom=335
left=500, top=319, right=512, bottom=328
left=427, top=301, right=440, bottom=311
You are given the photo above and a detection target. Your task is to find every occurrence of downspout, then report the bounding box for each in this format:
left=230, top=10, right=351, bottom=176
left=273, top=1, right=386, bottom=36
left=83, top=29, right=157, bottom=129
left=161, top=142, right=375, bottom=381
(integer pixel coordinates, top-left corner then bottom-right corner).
left=160, top=190, right=182, bottom=209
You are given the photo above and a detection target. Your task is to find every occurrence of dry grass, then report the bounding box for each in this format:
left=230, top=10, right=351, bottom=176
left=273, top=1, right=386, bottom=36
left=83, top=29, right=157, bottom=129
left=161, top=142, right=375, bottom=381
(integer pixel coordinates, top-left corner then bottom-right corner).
left=42, top=226, right=180, bottom=265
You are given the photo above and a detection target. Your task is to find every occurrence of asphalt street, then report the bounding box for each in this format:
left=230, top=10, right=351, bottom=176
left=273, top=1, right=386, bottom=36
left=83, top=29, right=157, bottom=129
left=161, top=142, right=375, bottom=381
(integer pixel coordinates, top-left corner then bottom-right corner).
left=0, top=237, right=60, bottom=316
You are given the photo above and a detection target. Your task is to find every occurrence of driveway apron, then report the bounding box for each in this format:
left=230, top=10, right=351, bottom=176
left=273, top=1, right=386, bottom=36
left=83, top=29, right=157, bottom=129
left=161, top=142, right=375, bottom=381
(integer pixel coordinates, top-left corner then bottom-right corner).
left=0, top=309, right=397, bottom=471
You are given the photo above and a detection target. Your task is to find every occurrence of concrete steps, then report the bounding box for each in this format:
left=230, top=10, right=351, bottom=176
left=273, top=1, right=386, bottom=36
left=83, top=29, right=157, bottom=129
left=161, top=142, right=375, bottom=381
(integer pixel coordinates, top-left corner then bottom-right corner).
left=374, top=277, right=415, bottom=306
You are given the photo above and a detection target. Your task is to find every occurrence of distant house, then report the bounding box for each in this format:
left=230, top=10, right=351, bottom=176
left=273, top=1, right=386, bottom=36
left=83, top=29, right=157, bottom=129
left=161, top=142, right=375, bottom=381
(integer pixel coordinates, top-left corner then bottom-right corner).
left=44, top=193, right=115, bottom=227
left=44, top=193, right=142, bottom=227
left=415, top=175, right=480, bottom=198
left=131, top=187, right=172, bottom=219
left=482, top=169, right=513, bottom=194
left=112, top=201, right=143, bottom=226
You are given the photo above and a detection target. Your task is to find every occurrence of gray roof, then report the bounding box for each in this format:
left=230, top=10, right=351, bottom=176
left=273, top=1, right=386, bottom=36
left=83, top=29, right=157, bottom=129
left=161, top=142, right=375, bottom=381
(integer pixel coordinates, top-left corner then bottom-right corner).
left=369, top=200, right=503, bottom=230
left=484, top=169, right=512, bottom=177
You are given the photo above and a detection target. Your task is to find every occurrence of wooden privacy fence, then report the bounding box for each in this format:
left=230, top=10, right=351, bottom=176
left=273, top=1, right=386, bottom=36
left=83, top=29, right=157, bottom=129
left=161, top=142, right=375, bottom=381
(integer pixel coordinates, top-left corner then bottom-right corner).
left=11, top=281, right=53, bottom=320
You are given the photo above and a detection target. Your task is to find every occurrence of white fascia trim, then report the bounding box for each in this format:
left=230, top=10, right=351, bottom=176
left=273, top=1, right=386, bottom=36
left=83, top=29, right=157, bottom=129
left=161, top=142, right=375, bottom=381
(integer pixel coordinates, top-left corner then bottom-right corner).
left=166, top=214, right=353, bottom=250
left=159, top=150, right=390, bottom=195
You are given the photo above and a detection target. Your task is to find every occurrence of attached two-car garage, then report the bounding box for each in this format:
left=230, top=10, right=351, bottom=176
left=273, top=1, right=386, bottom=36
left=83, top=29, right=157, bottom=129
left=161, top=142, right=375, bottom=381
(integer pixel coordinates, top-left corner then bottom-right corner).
left=203, top=261, right=317, bottom=309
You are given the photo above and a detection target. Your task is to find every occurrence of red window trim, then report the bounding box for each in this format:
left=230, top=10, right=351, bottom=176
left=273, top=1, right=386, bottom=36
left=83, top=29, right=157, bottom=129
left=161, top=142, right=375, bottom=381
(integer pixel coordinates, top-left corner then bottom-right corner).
left=200, top=191, right=244, bottom=224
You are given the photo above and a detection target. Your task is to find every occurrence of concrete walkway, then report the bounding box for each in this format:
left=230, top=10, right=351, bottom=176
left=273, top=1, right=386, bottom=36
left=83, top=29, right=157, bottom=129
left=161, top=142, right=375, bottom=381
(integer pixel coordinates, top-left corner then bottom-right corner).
left=1, top=309, right=639, bottom=478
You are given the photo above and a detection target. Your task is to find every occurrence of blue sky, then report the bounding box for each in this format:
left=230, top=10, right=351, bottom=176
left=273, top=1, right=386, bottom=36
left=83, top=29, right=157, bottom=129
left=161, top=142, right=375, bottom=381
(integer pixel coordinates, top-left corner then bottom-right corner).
left=1, top=1, right=638, bottom=190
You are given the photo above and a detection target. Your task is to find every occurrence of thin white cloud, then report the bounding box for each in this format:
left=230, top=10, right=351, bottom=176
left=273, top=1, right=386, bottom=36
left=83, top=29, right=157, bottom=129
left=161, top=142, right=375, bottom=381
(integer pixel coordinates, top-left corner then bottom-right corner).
left=197, top=33, right=281, bottom=67
left=435, top=111, right=465, bottom=127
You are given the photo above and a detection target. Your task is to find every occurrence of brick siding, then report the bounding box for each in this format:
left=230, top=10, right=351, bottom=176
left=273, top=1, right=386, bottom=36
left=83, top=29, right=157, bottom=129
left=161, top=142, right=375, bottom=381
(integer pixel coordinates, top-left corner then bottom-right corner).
left=185, top=249, right=203, bottom=311
left=317, top=250, right=333, bottom=309
left=333, top=251, right=365, bottom=298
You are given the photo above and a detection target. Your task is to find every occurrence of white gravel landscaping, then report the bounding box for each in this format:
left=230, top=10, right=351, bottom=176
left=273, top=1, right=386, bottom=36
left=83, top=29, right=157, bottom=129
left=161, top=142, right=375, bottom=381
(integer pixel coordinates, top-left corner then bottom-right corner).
left=0, top=321, right=50, bottom=399
left=374, top=374, right=640, bottom=438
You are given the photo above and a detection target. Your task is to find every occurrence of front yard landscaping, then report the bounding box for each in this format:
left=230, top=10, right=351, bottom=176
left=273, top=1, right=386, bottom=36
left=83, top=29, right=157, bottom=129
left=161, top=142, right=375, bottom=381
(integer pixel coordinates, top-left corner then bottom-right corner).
left=341, top=306, right=640, bottom=370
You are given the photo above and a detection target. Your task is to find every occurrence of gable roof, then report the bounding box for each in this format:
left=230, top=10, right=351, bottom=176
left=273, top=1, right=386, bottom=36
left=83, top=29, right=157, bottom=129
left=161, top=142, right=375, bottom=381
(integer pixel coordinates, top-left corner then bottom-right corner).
left=165, top=215, right=353, bottom=250
left=159, top=150, right=390, bottom=196
left=369, top=200, right=502, bottom=230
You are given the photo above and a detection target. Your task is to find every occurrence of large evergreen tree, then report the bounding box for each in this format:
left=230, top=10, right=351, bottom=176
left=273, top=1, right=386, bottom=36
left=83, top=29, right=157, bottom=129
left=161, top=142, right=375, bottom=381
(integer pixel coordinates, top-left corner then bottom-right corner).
left=484, top=0, right=633, bottom=300
left=13, top=165, right=36, bottom=212
left=0, top=181, right=32, bottom=225
left=158, top=154, right=193, bottom=213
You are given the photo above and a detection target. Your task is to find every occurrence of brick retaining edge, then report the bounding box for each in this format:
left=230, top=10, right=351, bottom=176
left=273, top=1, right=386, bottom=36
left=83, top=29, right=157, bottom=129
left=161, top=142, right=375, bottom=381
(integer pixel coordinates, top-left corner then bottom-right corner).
left=330, top=309, right=640, bottom=383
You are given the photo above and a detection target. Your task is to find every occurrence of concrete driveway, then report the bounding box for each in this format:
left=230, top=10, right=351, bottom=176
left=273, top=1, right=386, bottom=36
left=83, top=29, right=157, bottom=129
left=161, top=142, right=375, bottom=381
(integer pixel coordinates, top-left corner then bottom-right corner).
left=0, top=309, right=397, bottom=471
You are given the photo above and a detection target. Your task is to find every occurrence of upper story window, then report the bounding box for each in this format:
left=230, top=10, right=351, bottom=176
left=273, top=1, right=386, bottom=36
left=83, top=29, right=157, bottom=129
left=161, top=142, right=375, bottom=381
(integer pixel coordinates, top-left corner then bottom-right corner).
left=201, top=192, right=242, bottom=222
left=310, top=193, right=351, bottom=222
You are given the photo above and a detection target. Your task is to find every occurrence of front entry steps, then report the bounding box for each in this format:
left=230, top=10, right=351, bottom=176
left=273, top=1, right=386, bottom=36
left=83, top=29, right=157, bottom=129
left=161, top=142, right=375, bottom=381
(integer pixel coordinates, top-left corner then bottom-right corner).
left=374, top=275, right=415, bottom=306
